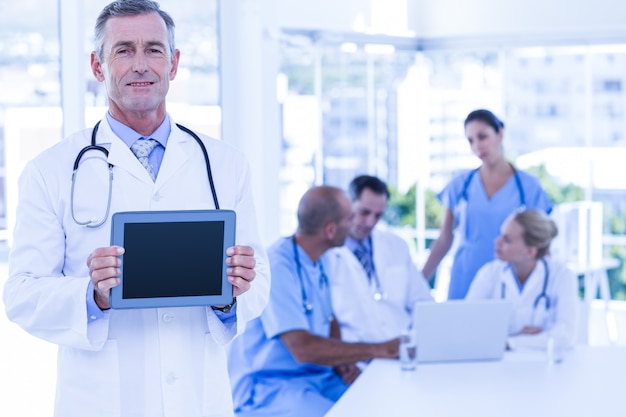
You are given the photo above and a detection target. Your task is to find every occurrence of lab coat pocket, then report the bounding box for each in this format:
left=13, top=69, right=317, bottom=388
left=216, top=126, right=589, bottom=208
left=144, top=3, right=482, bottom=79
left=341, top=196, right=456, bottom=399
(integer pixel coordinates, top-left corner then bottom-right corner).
left=56, top=340, right=121, bottom=416
left=202, top=333, right=234, bottom=417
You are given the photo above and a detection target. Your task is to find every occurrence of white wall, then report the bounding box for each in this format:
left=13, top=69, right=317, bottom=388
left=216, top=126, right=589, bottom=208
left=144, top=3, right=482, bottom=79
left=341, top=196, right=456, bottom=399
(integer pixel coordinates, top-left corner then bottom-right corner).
left=412, top=0, right=626, bottom=43
left=268, top=0, right=626, bottom=43
left=220, top=0, right=282, bottom=246
left=265, top=0, right=373, bottom=31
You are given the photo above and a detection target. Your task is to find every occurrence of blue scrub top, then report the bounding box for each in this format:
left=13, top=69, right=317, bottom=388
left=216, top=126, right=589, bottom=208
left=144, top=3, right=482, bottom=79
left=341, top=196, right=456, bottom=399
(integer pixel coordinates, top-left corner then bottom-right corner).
left=228, top=237, right=336, bottom=411
left=439, top=168, right=552, bottom=299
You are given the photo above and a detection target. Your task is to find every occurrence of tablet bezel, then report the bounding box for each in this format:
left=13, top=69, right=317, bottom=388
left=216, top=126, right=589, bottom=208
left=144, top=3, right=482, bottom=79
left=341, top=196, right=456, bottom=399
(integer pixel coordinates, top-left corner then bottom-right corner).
left=110, top=209, right=236, bottom=309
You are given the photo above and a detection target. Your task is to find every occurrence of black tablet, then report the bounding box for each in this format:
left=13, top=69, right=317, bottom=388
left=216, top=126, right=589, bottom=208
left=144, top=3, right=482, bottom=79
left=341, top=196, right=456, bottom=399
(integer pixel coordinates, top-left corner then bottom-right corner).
left=110, top=209, right=236, bottom=309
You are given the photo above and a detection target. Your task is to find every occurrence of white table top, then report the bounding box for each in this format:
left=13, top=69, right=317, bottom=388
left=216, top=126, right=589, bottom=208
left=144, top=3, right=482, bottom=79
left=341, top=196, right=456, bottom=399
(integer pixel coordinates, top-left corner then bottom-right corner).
left=325, top=346, right=626, bottom=417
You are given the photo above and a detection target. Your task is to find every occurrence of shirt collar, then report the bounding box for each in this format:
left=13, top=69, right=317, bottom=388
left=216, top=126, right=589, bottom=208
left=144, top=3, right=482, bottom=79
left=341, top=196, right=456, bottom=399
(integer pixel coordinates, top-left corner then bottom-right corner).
left=345, top=235, right=371, bottom=252
left=106, top=112, right=171, bottom=148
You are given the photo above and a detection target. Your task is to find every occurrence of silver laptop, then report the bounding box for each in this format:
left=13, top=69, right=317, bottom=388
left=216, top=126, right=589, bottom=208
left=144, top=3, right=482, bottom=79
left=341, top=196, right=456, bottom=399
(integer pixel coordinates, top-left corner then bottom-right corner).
left=412, top=299, right=512, bottom=363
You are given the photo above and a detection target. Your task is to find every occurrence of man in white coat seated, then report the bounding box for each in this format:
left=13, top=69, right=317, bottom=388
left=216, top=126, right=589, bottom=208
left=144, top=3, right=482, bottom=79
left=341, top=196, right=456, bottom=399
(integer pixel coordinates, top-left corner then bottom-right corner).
left=328, top=175, right=433, bottom=344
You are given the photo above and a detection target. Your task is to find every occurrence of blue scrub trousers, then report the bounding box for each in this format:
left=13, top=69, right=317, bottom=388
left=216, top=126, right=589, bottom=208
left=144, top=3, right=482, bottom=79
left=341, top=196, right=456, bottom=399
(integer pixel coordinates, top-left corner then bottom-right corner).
left=234, top=372, right=348, bottom=417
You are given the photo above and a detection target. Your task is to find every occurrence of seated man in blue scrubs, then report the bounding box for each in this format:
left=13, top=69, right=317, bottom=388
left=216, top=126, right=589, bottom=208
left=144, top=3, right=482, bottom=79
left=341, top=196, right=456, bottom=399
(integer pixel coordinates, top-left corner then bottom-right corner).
left=228, top=185, right=400, bottom=417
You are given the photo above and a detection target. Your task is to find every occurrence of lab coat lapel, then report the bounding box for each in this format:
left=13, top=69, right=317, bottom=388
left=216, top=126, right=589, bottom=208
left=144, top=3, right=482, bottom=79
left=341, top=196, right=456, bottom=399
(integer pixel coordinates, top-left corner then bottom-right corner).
left=108, top=139, right=155, bottom=183
left=153, top=126, right=191, bottom=188
left=503, top=264, right=522, bottom=301
left=94, top=118, right=193, bottom=185
left=97, top=120, right=155, bottom=184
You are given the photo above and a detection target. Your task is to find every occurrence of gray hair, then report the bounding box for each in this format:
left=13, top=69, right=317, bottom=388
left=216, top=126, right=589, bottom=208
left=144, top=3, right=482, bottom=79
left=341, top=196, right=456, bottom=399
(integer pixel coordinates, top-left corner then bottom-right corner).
left=94, top=0, right=176, bottom=60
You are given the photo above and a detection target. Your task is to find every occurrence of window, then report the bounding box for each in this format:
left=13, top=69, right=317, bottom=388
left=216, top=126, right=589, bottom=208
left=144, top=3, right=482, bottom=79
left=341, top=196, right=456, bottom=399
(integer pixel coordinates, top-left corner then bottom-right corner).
left=279, top=33, right=419, bottom=234
left=0, top=1, right=60, bottom=238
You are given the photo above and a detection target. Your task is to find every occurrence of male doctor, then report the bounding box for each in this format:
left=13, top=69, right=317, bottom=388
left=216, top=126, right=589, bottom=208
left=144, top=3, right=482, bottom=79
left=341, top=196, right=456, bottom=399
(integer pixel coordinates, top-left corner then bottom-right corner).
left=3, top=1, right=269, bottom=416
left=329, top=175, right=433, bottom=344
left=228, top=186, right=399, bottom=417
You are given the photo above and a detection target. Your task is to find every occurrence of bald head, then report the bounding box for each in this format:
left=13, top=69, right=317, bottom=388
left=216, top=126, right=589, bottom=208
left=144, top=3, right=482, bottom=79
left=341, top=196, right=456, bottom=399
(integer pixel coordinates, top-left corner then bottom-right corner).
left=297, top=186, right=349, bottom=236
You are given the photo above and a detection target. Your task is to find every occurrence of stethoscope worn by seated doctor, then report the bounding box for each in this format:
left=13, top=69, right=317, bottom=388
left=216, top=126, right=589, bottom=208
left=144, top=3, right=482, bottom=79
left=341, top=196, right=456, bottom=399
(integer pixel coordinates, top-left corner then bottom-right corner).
left=292, top=236, right=334, bottom=323
left=500, top=257, right=551, bottom=327
left=71, top=120, right=220, bottom=228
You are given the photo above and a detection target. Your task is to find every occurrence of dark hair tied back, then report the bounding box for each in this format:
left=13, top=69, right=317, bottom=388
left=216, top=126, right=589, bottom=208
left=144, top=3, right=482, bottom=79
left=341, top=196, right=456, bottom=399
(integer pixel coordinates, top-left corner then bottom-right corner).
left=464, top=109, right=504, bottom=133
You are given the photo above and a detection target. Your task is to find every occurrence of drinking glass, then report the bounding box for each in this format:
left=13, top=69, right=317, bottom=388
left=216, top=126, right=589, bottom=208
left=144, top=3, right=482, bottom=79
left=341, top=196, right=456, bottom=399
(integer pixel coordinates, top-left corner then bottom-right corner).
left=399, top=330, right=418, bottom=371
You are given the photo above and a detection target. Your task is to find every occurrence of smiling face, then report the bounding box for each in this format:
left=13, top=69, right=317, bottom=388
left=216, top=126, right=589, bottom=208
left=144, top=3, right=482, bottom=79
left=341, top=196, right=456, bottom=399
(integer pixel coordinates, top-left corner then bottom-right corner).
left=90, top=12, right=179, bottom=126
left=349, top=188, right=387, bottom=241
left=465, top=120, right=503, bottom=165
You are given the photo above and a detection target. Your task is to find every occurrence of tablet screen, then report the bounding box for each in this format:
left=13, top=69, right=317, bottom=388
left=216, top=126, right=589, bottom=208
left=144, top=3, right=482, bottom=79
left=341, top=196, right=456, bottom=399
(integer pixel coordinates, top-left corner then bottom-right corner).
left=123, top=221, right=224, bottom=299
left=110, top=209, right=236, bottom=309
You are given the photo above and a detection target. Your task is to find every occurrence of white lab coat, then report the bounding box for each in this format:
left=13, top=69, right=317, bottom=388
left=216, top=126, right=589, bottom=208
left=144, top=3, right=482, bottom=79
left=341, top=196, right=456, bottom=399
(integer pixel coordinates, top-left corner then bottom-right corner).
left=3, top=117, right=270, bottom=417
left=328, top=228, right=433, bottom=343
left=466, top=257, right=578, bottom=350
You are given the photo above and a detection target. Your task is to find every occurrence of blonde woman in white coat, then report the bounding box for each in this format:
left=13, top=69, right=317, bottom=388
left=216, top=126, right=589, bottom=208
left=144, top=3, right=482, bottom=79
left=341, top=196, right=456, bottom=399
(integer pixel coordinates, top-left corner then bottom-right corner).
left=466, top=209, right=579, bottom=350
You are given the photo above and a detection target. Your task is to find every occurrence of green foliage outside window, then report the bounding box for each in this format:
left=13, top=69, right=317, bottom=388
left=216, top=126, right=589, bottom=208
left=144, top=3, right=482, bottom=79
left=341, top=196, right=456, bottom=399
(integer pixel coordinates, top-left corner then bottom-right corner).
left=384, top=185, right=442, bottom=228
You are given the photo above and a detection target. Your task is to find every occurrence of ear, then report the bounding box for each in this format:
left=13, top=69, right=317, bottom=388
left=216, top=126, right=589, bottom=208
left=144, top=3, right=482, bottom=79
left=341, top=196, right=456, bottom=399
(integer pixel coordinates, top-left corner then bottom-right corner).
left=324, top=222, right=337, bottom=240
left=90, top=52, right=105, bottom=82
left=169, top=49, right=180, bottom=81
left=497, top=127, right=505, bottom=144
left=527, top=245, right=538, bottom=260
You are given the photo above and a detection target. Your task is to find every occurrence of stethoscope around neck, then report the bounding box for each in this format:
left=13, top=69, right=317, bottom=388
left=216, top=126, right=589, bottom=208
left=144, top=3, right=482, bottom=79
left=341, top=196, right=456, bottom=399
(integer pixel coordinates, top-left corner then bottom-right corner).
left=70, top=120, right=220, bottom=228
left=461, top=163, right=526, bottom=208
left=291, top=236, right=334, bottom=323
left=501, top=257, right=551, bottom=323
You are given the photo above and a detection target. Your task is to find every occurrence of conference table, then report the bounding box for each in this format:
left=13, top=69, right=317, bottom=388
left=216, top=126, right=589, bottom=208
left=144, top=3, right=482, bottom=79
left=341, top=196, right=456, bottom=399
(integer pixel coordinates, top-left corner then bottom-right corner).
left=324, top=346, right=626, bottom=417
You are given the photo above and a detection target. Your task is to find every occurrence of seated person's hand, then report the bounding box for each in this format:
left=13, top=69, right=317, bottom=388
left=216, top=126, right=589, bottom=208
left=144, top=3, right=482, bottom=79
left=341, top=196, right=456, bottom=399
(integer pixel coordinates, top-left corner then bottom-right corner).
left=226, top=245, right=256, bottom=297
left=334, top=363, right=361, bottom=385
left=518, top=326, right=542, bottom=335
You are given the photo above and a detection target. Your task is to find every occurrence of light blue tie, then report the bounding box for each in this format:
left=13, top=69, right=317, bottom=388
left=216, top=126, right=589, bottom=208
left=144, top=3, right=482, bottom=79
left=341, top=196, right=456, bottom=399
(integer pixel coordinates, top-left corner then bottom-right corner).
left=130, top=138, right=159, bottom=181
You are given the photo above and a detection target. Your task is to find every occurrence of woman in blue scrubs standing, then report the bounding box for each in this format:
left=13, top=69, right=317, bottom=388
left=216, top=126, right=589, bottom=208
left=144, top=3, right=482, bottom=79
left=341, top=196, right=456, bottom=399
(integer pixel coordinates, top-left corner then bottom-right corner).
left=421, top=109, right=553, bottom=299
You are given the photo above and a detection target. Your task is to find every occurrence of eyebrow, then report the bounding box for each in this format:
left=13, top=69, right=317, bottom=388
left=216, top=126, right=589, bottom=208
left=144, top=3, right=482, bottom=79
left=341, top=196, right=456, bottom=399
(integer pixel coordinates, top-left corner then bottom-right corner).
left=111, top=40, right=167, bottom=50
left=145, top=41, right=167, bottom=50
